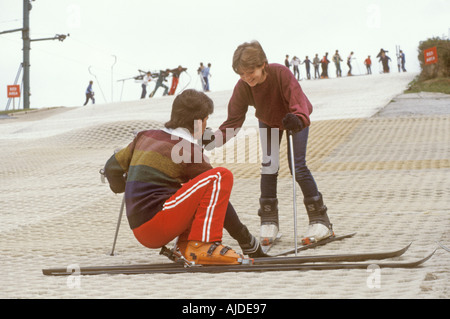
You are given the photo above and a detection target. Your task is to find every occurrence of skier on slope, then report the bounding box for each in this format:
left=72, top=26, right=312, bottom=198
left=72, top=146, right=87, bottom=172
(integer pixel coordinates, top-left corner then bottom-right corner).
left=83, top=80, right=95, bottom=105
left=150, top=70, right=170, bottom=97
left=201, top=63, right=212, bottom=92
left=302, top=56, right=313, bottom=80
left=379, top=51, right=391, bottom=73
left=332, top=50, right=343, bottom=77
left=290, top=56, right=301, bottom=81
left=321, top=52, right=330, bottom=78
left=201, top=40, right=334, bottom=248
left=168, top=66, right=187, bottom=95
left=103, top=89, right=266, bottom=265
left=364, top=56, right=372, bottom=74
left=312, top=54, right=321, bottom=79
left=140, top=72, right=152, bottom=99
left=347, top=51, right=355, bottom=76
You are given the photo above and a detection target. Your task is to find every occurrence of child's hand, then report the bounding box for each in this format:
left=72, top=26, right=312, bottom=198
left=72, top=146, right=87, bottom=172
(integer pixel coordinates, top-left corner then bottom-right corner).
left=282, top=113, right=304, bottom=133
left=201, top=127, right=216, bottom=151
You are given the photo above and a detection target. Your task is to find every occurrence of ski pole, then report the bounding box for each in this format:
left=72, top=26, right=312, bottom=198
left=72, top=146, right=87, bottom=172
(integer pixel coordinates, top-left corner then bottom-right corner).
left=287, top=131, right=299, bottom=256
left=110, top=194, right=125, bottom=256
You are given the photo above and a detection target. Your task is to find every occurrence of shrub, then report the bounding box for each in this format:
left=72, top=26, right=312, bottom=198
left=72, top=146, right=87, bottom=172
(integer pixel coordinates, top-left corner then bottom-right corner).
left=417, top=37, right=450, bottom=80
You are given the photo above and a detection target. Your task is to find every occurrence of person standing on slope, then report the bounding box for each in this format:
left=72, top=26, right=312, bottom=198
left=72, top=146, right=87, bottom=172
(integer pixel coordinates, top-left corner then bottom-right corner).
left=332, top=50, right=343, bottom=77
left=291, top=56, right=301, bottom=81
left=302, top=56, right=312, bottom=80
left=201, top=41, right=333, bottom=247
left=83, top=80, right=95, bottom=105
left=321, top=52, right=330, bottom=78
left=347, top=51, right=354, bottom=76
left=168, top=66, right=187, bottom=95
left=312, top=54, right=321, bottom=79
left=140, top=72, right=152, bottom=99
left=364, top=56, right=372, bottom=74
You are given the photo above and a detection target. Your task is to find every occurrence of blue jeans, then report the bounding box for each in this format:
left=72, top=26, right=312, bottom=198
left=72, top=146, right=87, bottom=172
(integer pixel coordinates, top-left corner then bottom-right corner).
left=259, top=120, right=319, bottom=199
left=203, top=77, right=209, bottom=91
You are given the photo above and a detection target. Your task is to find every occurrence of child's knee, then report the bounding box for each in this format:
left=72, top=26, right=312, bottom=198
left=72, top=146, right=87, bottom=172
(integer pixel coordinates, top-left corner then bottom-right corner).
left=212, top=167, right=233, bottom=183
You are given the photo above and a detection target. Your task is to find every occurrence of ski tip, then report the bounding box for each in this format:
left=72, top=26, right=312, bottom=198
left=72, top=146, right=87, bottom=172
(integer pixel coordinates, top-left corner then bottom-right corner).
left=412, top=249, right=437, bottom=267
left=426, top=248, right=437, bottom=261
left=437, top=241, right=450, bottom=252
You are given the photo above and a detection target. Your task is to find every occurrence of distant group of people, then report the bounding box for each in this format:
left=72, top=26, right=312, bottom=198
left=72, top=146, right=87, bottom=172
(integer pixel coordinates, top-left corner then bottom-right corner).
left=375, top=48, right=406, bottom=74
left=285, top=55, right=315, bottom=80
left=82, top=47, right=407, bottom=106
left=284, top=48, right=406, bottom=80
left=285, top=52, right=358, bottom=80
left=197, top=62, right=212, bottom=92
left=140, top=66, right=188, bottom=99
left=330, top=50, right=355, bottom=77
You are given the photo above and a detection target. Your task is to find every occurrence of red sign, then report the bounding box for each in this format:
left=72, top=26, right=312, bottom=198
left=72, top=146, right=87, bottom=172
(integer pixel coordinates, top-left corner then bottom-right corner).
left=424, top=47, right=438, bottom=65
left=7, top=85, right=21, bottom=98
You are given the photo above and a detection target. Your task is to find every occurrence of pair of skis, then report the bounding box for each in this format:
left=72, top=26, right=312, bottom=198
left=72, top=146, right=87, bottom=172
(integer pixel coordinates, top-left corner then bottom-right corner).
left=42, top=237, right=435, bottom=276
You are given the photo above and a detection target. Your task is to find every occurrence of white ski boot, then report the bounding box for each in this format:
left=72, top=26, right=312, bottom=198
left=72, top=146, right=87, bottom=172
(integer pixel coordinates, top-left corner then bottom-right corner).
left=302, top=223, right=334, bottom=245
left=302, top=192, right=333, bottom=244
left=260, top=223, right=279, bottom=246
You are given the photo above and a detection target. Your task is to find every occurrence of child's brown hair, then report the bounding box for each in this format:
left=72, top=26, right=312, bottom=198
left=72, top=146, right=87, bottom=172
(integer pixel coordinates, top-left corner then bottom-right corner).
left=165, top=89, right=213, bottom=133
left=232, top=40, right=268, bottom=74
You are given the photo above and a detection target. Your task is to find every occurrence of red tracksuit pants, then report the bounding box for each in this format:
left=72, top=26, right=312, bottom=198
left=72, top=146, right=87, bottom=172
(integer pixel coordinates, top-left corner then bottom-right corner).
left=133, top=167, right=233, bottom=249
left=169, top=77, right=179, bottom=95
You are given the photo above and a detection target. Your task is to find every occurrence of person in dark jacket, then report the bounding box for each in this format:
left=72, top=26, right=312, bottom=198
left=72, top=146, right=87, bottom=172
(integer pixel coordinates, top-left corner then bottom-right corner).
left=203, top=41, right=334, bottom=248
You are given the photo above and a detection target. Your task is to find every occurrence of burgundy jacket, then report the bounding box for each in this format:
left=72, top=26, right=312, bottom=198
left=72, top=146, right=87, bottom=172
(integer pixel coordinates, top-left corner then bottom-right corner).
left=217, top=63, right=313, bottom=144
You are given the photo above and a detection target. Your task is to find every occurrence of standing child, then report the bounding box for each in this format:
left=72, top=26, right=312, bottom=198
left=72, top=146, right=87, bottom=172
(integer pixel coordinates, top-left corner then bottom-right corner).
left=284, top=54, right=290, bottom=69
left=347, top=51, right=354, bottom=76
left=364, top=56, right=372, bottom=74
left=140, top=72, right=152, bottom=99
left=302, top=56, right=312, bottom=80
left=379, top=51, right=391, bottom=73
left=202, top=63, right=212, bottom=92
left=321, top=52, right=330, bottom=78
left=312, top=54, right=321, bottom=79
left=399, top=50, right=407, bottom=72
left=83, top=80, right=95, bottom=105
left=290, top=56, right=301, bottom=81
left=168, top=66, right=187, bottom=95
left=203, top=41, right=333, bottom=247
left=150, top=70, right=170, bottom=97
left=332, top=50, right=343, bottom=77
left=104, top=89, right=264, bottom=265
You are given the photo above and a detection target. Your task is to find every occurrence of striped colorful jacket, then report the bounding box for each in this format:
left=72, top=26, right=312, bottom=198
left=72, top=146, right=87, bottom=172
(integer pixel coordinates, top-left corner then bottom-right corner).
left=104, top=128, right=212, bottom=229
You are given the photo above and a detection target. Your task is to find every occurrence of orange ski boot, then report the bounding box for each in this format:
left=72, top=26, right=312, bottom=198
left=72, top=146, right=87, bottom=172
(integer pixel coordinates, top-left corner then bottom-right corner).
left=184, top=241, right=252, bottom=265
